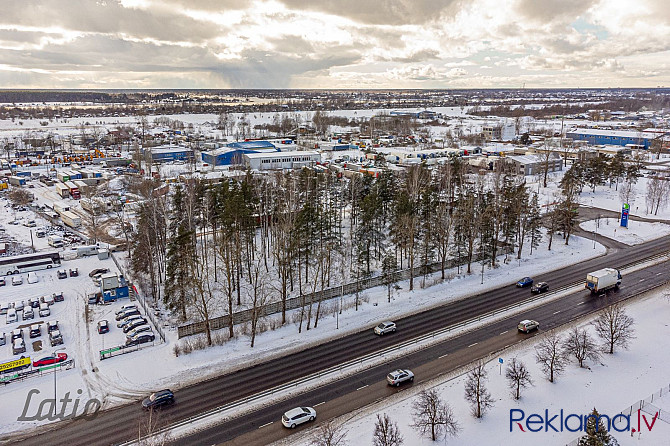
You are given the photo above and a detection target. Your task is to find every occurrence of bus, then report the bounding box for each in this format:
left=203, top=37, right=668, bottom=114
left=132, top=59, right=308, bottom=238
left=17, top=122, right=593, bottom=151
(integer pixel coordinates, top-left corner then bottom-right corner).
left=0, top=252, right=62, bottom=276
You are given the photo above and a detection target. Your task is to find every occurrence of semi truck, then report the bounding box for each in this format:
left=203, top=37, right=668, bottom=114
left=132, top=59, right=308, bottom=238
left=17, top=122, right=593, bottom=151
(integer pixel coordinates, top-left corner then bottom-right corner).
left=55, top=182, right=70, bottom=198
left=585, top=268, right=622, bottom=294
left=65, top=181, right=80, bottom=199
left=60, top=210, right=82, bottom=228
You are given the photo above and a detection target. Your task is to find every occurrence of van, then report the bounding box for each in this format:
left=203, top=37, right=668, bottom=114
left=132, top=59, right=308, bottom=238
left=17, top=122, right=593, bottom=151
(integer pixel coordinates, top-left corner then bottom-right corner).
left=48, top=235, right=64, bottom=248
left=27, top=272, right=39, bottom=284
left=39, top=303, right=51, bottom=317
left=6, top=308, right=17, bottom=324
left=13, top=338, right=26, bottom=355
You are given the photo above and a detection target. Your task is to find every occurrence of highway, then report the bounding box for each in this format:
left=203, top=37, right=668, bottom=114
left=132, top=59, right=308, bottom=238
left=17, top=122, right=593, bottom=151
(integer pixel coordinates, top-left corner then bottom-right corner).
left=5, top=234, right=670, bottom=446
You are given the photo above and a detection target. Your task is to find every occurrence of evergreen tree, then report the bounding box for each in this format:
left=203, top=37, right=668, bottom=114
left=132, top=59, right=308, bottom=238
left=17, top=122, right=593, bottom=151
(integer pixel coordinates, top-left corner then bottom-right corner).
left=578, top=408, right=617, bottom=446
left=527, top=193, right=542, bottom=255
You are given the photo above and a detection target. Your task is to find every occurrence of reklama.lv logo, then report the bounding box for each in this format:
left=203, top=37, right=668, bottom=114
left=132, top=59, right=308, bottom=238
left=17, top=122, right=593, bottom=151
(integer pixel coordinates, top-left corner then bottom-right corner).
left=510, top=409, right=659, bottom=433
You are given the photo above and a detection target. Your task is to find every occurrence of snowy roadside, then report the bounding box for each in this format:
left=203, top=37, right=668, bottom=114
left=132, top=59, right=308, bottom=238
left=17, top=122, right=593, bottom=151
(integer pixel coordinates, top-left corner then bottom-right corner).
left=580, top=218, right=670, bottom=246
left=284, top=286, right=670, bottom=446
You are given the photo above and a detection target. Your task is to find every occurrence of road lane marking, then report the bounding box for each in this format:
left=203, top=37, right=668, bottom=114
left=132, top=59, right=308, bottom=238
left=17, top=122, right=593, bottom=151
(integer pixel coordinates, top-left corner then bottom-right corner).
left=468, top=342, right=478, bottom=348
left=357, top=384, right=369, bottom=391
left=314, top=401, right=326, bottom=407
left=657, top=272, right=663, bottom=276
left=259, top=422, right=273, bottom=429
left=499, top=330, right=508, bottom=335
left=439, top=353, right=449, bottom=359
left=577, top=302, right=586, bottom=306
left=553, top=310, right=561, bottom=315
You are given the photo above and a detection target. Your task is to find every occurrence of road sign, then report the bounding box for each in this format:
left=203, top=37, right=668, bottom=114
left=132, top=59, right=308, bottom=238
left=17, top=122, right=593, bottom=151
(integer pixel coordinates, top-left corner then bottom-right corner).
left=499, top=358, right=504, bottom=364
left=621, top=203, right=630, bottom=228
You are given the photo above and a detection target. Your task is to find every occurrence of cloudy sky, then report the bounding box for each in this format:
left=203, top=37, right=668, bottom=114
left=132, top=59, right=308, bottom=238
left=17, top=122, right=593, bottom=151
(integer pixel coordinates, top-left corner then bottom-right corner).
left=0, top=0, right=669, bottom=89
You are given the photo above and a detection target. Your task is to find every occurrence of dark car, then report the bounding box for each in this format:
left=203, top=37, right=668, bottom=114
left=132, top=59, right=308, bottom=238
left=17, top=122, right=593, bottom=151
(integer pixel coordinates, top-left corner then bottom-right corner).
left=57, top=270, right=68, bottom=279
left=116, top=309, right=141, bottom=321
left=531, top=282, right=549, bottom=294
left=88, top=268, right=110, bottom=278
left=29, top=297, right=40, bottom=308
left=0, top=278, right=5, bottom=286
left=97, top=320, right=110, bottom=334
left=516, top=277, right=534, bottom=288
left=53, top=292, right=64, bottom=302
left=125, top=332, right=155, bottom=346
left=33, top=352, right=68, bottom=368
left=141, top=389, right=174, bottom=410
left=69, top=268, right=79, bottom=277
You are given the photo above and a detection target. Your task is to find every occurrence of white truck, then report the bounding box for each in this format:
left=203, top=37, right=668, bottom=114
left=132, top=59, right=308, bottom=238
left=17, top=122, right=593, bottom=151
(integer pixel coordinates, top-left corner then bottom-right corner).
left=48, top=235, right=64, bottom=248
left=585, top=268, right=622, bottom=294
left=60, top=210, right=82, bottom=228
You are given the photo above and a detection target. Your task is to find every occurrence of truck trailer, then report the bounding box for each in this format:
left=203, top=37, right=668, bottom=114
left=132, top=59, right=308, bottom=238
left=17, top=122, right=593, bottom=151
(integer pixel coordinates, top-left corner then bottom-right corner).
left=65, top=181, right=81, bottom=199
left=53, top=201, right=70, bottom=216
left=60, top=210, right=82, bottom=228
left=585, top=268, right=622, bottom=294
left=8, top=176, right=26, bottom=186
left=55, top=182, right=70, bottom=198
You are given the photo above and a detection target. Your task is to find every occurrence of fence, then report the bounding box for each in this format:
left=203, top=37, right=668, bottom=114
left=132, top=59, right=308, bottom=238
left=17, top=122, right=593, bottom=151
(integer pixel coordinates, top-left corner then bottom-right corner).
left=99, top=341, right=155, bottom=361
left=565, top=383, right=670, bottom=445
left=0, top=359, right=75, bottom=385
left=109, top=252, right=166, bottom=343
left=177, top=250, right=507, bottom=338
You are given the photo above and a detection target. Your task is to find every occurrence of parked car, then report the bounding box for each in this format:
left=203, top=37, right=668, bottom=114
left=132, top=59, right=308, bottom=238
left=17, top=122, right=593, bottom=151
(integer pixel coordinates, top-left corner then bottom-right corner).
left=29, top=324, right=41, bottom=338
left=517, top=319, right=540, bottom=333
left=0, top=277, right=5, bottom=286
left=47, top=320, right=59, bottom=333
left=387, top=369, right=415, bottom=386
left=12, top=275, right=23, bottom=286
left=23, top=220, right=37, bottom=228
left=116, top=308, right=141, bottom=321
left=117, top=316, right=146, bottom=329
left=88, top=268, right=110, bottom=278
left=0, top=302, right=8, bottom=314
left=6, top=308, right=17, bottom=324
left=374, top=321, right=396, bottom=336
left=123, top=319, right=149, bottom=333
left=11, top=328, right=23, bottom=341
left=41, top=294, right=55, bottom=306
left=39, top=303, right=51, bottom=317
left=141, top=390, right=174, bottom=410
left=125, top=332, right=155, bottom=346
left=97, top=320, right=109, bottom=334
left=126, top=325, right=152, bottom=338
left=33, top=352, right=68, bottom=368
left=115, top=305, right=138, bottom=316
left=281, top=406, right=317, bottom=428
left=14, top=300, right=25, bottom=312
left=13, top=338, right=26, bottom=355
left=69, top=268, right=79, bottom=277
left=28, top=297, right=40, bottom=308
left=0, top=332, right=5, bottom=346
left=23, top=306, right=34, bottom=320
left=27, top=272, right=39, bottom=283
left=57, top=270, right=68, bottom=279
left=49, top=330, right=64, bottom=346
left=516, top=277, right=534, bottom=287
left=531, top=282, right=549, bottom=294
left=53, top=292, right=64, bottom=302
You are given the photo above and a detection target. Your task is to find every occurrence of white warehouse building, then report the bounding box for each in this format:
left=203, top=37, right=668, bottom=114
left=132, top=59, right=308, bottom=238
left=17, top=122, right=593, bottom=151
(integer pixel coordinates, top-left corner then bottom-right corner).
left=243, top=151, right=321, bottom=170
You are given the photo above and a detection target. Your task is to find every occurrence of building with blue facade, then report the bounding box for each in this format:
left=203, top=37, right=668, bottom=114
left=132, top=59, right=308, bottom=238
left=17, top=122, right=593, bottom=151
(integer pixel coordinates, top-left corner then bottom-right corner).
left=146, top=146, right=195, bottom=163
left=201, top=140, right=279, bottom=166
left=565, top=129, right=664, bottom=149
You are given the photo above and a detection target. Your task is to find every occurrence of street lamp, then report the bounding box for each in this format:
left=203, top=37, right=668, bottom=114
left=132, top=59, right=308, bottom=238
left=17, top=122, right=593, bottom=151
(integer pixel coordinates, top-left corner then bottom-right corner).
left=52, top=347, right=66, bottom=417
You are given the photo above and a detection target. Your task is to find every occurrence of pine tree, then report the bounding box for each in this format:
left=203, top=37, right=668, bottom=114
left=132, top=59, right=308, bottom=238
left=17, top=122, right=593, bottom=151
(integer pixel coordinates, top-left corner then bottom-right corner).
left=578, top=408, right=617, bottom=446
left=527, top=193, right=542, bottom=255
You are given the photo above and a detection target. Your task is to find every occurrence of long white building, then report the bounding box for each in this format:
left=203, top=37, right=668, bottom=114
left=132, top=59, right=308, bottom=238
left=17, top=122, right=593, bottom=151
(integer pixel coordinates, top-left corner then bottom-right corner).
left=243, top=151, right=321, bottom=170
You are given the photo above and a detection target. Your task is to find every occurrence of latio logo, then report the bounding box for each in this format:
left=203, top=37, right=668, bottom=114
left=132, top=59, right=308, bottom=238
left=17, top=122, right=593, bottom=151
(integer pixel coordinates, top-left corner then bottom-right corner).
left=510, top=409, right=659, bottom=433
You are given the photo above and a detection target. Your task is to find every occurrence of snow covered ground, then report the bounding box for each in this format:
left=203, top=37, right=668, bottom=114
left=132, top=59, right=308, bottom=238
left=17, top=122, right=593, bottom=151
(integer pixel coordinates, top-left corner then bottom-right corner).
left=286, top=287, right=670, bottom=446
left=580, top=218, right=670, bottom=246
left=0, top=228, right=606, bottom=436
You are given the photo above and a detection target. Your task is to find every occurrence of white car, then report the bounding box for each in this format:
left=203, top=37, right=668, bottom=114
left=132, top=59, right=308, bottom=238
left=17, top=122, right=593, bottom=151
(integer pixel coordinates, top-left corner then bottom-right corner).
left=281, top=406, right=316, bottom=428
left=11, top=276, right=23, bottom=286
left=374, top=321, right=396, bottom=335
left=387, top=369, right=414, bottom=386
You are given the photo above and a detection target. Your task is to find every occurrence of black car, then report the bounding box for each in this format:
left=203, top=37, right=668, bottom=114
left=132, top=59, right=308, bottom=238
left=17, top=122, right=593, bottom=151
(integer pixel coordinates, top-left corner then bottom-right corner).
left=69, top=268, right=79, bottom=277
left=53, top=292, right=64, bottom=302
left=57, top=270, right=68, bottom=279
left=141, top=389, right=174, bottom=410
left=88, top=268, right=110, bottom=278
left=531, top=282, right=549, bottom=294
left=97, top=320, right=109, bottom=334
left=125, top=332, right=155, bottom=346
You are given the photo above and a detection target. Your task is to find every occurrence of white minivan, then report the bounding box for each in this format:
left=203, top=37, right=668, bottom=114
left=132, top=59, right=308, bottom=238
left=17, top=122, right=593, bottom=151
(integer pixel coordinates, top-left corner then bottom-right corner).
left=27, top=272, right=39, bottom=284
left=6, top=308, right=17, bottom=324
left=39, top=303, right=51, bottom=317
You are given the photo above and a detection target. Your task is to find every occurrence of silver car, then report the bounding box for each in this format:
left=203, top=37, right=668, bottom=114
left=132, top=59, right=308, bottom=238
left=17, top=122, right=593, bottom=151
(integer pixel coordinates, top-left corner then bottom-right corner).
left=387, top=369, right=414, bottom=386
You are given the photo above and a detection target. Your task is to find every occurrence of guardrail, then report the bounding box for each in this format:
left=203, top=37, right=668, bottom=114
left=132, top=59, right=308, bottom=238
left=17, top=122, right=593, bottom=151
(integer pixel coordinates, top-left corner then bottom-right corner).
left=99, top=341, right=155, bottom=361
left=0, top=359, right=76, bottom=385
left=126, top=253, right=670, bottom=446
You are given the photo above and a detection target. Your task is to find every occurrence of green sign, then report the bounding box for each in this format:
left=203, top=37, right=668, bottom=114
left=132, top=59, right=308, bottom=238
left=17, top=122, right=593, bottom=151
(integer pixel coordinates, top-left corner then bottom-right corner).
left=623, top=203, right=630, bottom=210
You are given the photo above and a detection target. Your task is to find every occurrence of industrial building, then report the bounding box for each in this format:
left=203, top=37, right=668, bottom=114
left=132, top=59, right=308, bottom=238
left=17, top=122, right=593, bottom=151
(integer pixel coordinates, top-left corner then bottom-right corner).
left=146, top=146, right=194, bottom=163
left=565, top=128, right=665, bottom=149
left=505, top=154, right=563, bottom=176
left=243, top=151, right=321, bottom=170
left=482, top=122, right=516, bottom=141
left=201, top=140, right=279, bottom=166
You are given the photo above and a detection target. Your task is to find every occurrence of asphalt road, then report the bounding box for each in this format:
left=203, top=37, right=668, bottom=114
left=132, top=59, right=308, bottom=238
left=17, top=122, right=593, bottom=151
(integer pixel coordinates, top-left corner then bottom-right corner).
left=5, top=234, right=670, bottom=446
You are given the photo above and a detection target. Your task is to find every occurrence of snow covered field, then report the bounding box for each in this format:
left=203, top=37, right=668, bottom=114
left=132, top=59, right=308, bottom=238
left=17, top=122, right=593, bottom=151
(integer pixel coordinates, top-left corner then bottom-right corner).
left=286, top=287, right=670, bottom=446
left=580, top=218, right=670, bottom=246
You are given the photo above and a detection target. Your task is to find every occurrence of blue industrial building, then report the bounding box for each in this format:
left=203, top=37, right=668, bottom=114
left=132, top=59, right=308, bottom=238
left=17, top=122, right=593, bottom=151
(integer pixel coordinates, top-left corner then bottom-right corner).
left=201, top=140, right=279, bottom=166
left=565, top=129, right=664, bottom=149
left=145, top=146, right=195, bottom=163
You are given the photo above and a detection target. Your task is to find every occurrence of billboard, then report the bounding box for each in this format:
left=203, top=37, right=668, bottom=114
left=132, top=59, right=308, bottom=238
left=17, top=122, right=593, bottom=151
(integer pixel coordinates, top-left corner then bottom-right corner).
left=0, top=357, right=31, bottom=374
left=621, top=203, right=630, bottom=228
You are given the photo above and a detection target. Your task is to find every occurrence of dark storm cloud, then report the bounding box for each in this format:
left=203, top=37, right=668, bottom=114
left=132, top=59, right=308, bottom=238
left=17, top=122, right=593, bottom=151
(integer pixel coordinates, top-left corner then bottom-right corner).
left=0, top=0, right=221, bottom=43
left=278, top=0, right=459, bottom=25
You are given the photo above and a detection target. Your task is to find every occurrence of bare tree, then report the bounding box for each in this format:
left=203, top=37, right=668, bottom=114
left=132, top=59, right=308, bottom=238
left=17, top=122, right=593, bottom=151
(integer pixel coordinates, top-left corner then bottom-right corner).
left=248, top=258, right=270, bottom=348
left=310, top=419, right=348, bottom=446
left=563, top=327, right=601, bottom=368
left=645, top=176, right=670, bottom=215
left=535, top=332, right=568, bottom=382
left=464, top=361, right=494, bottom=418
left=412, top=389, right=459, bottom=441
left=505, top=357, right=533, bottom=400
left=373, top=413, right=403, bottom=446
left=593, top=303, right=635, bottom=354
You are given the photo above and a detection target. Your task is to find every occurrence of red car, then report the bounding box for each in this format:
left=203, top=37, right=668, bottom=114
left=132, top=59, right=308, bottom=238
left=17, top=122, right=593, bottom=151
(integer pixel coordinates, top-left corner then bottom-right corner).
left=33, top=353, right=68, bottom=368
